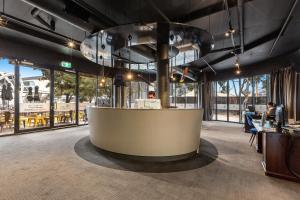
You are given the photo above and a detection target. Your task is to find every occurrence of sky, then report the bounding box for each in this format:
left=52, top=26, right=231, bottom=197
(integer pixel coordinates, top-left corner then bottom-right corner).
left=0, top=58, right=42, bottom=77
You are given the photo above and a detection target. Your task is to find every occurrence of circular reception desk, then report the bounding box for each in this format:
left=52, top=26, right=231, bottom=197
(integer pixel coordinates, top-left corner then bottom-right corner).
left=88, top=107, right=203, bottom=161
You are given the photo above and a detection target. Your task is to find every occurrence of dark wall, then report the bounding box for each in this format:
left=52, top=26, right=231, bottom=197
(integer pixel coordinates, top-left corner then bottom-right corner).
left=205, top=55, right=291, bottom=81
left=203, top=50, right=300, bottom=82
left=0, top=33, right=108, bottom=75
left=0, top=32, right=160, bottom=83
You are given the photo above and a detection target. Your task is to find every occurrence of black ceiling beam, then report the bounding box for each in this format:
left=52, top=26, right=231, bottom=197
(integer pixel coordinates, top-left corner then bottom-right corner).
left=210, top=46, right=240, bottom=54
left=237, top=0, right=245, bottom=53
left=70, top=0, right=118, bottom=27
left=173, top=0, right=253, bottom=23
left=268, top=0, right=298, bottom=56
left=207, top=28, right=281, bottom=66
left=2, top=13, right=80, bottom=51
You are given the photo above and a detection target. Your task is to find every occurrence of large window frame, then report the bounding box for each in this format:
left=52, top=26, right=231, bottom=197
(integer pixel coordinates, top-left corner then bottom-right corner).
left=0, top=58, right=114, bottom=135
left=213, top=74, right=270, bottom=123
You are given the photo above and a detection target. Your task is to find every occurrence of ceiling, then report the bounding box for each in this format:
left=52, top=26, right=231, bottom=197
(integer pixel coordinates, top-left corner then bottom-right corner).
left=0, top=0, right=300, bottom=76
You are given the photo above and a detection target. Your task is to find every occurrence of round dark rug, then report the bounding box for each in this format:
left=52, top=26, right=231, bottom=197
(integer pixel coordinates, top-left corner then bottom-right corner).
left=74, top=136, right=218, bottom=173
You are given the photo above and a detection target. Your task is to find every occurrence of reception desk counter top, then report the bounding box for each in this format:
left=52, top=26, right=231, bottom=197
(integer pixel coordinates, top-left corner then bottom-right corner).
left=88, top=107, right=203, bottom=160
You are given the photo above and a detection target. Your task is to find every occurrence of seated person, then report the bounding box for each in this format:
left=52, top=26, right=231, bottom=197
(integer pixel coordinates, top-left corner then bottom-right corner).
left=148, top=91, right=156, bottom=99
left=245, top=102, right=276, bottom=133
left=266, top=102, right=276, bottom=119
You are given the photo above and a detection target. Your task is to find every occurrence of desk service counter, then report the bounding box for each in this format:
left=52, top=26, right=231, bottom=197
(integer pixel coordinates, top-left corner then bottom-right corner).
left=88, top=107, right=203, bottom=161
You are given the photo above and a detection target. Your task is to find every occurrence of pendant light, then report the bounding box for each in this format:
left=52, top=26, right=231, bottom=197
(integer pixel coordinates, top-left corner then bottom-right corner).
left=169, top=34, right=176, bottom=82
left=100, top=31, right=106, bottom=84
left=126, top=34, right=133, bottom=80
left=235, top=57, right=241, bottom=75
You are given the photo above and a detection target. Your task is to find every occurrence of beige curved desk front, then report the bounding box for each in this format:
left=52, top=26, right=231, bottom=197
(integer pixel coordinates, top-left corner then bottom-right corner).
left=88, top=107, right=203, bottom=158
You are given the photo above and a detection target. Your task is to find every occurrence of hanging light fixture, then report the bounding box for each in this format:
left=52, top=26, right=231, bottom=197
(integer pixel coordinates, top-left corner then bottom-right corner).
left=234, top=57, right=241, bottom=74
left=100, top=31, right=106, bottom=83
left=170, top=57, right=176, bottom=81
left=100, top=56, right=106, bottom=83
left=169, top=34, right=176, bottom=82
left=126, top=34, right=133, bottom=80
left=234, top=57, right=239, bottom=67
left=225, top=28, right=235, bottom=37
left=0, top=0, right=8, bottom=27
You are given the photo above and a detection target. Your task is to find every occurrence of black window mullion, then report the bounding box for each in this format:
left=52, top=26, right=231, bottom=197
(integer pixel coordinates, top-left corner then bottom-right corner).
left=75, top=71, right=79, bottom=125
left=14, top=62, right=20, bottom=134
left=227, top=80, right=229, bottom=122
left=50, top=69, right=54, bottom=128
left=239, top=78, right=242, bottom=123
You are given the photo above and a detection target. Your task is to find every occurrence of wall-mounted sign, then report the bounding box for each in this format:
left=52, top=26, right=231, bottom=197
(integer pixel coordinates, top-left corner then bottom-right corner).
left=60, top=61, right=72, bottom=69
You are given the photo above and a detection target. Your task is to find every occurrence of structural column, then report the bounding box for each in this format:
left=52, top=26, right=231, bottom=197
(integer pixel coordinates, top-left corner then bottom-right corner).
left=113, top=60, right=126, bottom=108
left=14, top=60, right=20, bottom=133
left=157, top=22, right=170, bottom=108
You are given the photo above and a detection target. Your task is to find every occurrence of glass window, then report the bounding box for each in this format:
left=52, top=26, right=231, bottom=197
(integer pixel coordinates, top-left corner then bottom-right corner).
left=175, top=52, right=185, bottom=65
left=0, top=59, right=15, bottom=135
left=212, top=74, right=270, bottom=123
left=185, top=83, right=197, bottom=109
left=54, top=71, right=76, bottom=126
left=19, top=66, right=50, bottom=129
left=148, top=63, right=156, bottom=70
left=216, top=81, right=228, bottom=121
left=130, top=81, right=139, bottom=107
left=139, top=81, right=148, bottom=99
left=170, top=83, right=176, bottom=107
left=228, top=79, right=240, bottom=122
left=185, top=50, right=195, bottom=64
left=97, top=77, right=112, bottom=107
left=253, top=74, right=268, bottom=113
left=79, top=73, right=97, bottom=125
left=139, top=64, right=147, bottom=70
left=240, top=77, right=253, bottom=112
left=176, top=83, right=187, bottom=109
left=212, top=82, right=216, bottom=120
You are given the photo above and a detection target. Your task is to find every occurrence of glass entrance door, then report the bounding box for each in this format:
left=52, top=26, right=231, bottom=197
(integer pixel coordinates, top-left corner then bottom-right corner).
left=79, top=73, right=97, bottom=125
left=19, top=66, right=51, bottom=130
left=53, top=71, right=76, bottom=126
left=228, top=79, right=240, bottom=122
left=0, top=59, right=15, bottom=135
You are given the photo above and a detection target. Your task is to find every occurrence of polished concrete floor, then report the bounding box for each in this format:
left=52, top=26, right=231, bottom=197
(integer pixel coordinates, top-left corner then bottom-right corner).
left=0, top=122, right=299, bottom=200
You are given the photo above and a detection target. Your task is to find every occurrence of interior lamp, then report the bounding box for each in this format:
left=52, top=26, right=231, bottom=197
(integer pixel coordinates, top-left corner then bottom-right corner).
left=67, top=40, right=75, bottom=48
left=127, top=72, right=133, bottom=80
